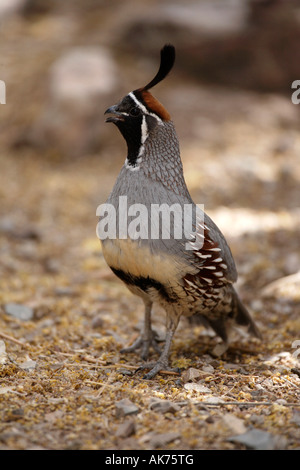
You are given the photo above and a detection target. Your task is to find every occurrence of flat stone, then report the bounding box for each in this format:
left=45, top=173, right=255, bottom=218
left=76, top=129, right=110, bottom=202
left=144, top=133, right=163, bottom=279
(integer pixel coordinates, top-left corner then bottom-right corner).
left=228, top=429, right=278, bottom=450
left=115, top=399, right=140, bottom=418
left=4, top=303, right=34, bottom=321
left=222, top=414, right=247, bottom=435
left=148, top=432, right=181, bottom=448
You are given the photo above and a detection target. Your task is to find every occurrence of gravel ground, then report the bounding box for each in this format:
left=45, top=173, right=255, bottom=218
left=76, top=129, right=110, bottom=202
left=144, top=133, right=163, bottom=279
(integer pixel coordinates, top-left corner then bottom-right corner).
left=0, top=1, right=299, bottom=450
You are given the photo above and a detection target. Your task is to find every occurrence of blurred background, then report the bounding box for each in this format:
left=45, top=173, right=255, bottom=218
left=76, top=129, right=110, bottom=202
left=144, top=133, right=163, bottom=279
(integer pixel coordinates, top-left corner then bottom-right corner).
left=0, top=0, right=300, bottom=451
left=0, top=0, right=300, bottom=348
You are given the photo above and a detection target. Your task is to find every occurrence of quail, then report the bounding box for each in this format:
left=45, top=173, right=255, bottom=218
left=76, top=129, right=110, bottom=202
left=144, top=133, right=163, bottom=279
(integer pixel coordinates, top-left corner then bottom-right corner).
left=100, top=44, right=261, bottom=379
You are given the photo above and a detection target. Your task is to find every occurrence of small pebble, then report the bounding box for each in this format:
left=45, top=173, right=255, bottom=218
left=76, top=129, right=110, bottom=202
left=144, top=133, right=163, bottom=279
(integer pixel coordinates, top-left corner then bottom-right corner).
left=91, top=315, right=104, bottom=329
left=54, top=287, right=76, bottom=296
left=0, top=341, right=8, bottom=365
left=203, top=396, right=225, bottom=404
left=18, top=359, right=37, bottom=370
left=223, top=363, right=238, bottom=370
left=119, top=369, right=133, bottom=376
left=275, top=399, right=287, bottom=405
left=184, top=383, right=211, bottom=393
left=149, top=398, right=180, bottom=414
left=181, top=367, right=202, bottom=383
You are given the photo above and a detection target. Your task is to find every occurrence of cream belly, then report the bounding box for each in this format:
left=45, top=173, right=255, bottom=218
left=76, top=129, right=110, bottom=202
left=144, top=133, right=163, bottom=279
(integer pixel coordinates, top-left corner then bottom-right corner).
left=101, top=238, right=190, bottom=288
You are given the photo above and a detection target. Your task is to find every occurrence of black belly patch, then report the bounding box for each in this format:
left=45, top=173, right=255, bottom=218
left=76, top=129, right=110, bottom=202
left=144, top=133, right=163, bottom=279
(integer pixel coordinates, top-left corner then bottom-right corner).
left=110, top=267, right=177, bottom=303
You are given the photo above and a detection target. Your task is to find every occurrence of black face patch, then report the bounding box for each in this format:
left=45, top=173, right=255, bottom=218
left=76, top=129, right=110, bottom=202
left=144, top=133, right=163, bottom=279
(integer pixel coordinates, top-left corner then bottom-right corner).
left=105, top=93, right=161, bottom=169
left=109, top=96, right=144, bottom=167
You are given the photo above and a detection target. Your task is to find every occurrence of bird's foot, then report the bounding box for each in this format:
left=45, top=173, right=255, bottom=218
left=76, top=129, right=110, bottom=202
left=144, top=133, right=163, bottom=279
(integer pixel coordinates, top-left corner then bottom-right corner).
left=120, top=330, right=161, bottom=361
left=135, top=360, right=181, bottom=380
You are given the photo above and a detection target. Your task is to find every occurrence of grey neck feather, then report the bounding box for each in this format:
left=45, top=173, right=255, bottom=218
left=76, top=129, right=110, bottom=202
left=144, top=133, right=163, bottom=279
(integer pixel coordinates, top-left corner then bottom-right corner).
left=140, top=121, right=191, bottom=199
left=107, top=120, right=193, bottom=210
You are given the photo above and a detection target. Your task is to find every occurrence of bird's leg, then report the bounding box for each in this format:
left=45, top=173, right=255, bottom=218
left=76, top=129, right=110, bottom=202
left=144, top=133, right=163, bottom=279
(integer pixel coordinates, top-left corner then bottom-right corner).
left=136, top=312, right=181, bottom=379
left=121, top=300, right=161, bottom=360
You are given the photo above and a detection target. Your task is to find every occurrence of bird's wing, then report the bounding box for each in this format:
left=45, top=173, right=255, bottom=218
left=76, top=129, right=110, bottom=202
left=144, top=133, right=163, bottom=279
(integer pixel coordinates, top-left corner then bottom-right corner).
left=183, top=209, right=238, bottom=292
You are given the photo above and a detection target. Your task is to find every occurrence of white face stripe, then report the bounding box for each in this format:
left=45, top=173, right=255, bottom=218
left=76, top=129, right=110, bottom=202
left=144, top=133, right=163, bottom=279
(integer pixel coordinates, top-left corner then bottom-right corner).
left=140, top=114, right=148, bottom=145
left=128, top=92, right=162, bottom=123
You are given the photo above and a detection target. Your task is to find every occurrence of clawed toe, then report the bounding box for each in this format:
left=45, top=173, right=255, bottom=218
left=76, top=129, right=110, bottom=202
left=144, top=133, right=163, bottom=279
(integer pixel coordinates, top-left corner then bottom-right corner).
left=120, top=331, right=162, bottom=360
left=120, top=336, right=144, bottom=354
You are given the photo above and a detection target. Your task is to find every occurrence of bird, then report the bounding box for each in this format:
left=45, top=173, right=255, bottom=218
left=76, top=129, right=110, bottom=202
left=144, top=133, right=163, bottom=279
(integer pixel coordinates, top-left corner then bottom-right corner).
left=100, top=44, right=261, bottom=379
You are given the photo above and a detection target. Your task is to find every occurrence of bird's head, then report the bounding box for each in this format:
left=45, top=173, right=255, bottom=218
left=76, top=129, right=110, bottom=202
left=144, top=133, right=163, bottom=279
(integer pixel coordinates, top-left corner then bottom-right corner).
left=104, top=45, right=176, bottom=169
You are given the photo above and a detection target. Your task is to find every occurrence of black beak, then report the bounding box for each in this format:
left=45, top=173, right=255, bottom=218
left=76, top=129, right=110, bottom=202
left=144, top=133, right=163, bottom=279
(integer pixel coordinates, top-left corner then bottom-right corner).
left=104, top=105, right=125, bottom=123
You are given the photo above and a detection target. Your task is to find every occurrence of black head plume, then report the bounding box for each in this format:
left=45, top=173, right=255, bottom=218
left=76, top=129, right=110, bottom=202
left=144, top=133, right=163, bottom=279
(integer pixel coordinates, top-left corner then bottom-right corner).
left=141, top=44, right=176, bottom=92
left=105, top=44, right=176, bottom=125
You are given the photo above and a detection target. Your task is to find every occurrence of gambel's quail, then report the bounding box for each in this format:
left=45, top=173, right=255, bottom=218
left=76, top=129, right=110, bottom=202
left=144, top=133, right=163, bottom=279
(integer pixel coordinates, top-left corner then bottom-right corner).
left=100, top=44, right=261, bottom=379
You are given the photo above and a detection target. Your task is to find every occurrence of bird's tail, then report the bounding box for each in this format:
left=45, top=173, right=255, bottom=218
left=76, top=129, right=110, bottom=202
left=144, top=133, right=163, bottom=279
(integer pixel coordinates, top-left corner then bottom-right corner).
left=189, top=287, right=261, bottom=343
left=230, top=288, right=262, bottom=340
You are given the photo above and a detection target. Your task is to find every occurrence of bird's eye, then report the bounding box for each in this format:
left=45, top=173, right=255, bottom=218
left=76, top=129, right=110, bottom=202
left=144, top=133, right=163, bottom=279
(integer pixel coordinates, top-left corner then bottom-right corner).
left=129, top=107, right=141, bottom=117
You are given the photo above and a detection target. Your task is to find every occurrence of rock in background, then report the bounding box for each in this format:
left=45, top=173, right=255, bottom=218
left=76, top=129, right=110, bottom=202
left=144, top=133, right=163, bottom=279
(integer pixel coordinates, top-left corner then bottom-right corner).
left=27, top=46, right=119, bottom=158
left=2, top=0, right=300, bottom=158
